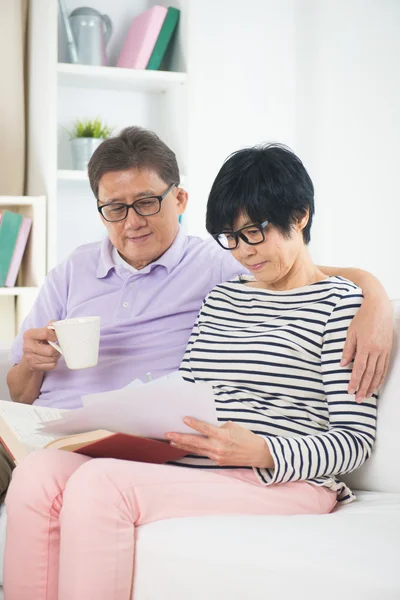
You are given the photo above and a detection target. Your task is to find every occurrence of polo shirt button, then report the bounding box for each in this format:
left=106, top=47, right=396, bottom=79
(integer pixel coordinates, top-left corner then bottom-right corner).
left=123, top=302, right=128, bottom=308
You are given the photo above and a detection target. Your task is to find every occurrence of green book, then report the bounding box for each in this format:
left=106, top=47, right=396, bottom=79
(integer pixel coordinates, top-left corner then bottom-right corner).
left=0, top=210, right=23, bottom=286
left=146, top=7, right=180, bottom=71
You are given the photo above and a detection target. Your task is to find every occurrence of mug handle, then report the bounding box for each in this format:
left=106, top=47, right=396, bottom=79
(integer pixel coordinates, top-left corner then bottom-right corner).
left=47, top=325, right=63, bottom=355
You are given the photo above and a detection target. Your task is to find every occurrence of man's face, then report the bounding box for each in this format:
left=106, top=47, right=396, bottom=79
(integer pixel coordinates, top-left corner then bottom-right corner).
left=98, top=168, right=188, bottom=269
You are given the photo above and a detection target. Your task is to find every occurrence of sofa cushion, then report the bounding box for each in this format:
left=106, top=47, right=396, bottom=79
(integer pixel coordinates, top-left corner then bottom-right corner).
left=131, top=491, right=400, bottom=600
left=0, top=492, right=399, bottom=599
left=343, top=300, right=400, bottom=493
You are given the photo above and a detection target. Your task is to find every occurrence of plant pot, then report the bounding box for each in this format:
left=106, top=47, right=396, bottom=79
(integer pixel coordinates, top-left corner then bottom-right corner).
left=70, top=137, right=104, bottom=171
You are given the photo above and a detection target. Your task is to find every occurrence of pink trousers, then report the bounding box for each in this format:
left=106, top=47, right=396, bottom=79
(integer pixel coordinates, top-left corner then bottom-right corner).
left=4, top=449, right=337, bottom=600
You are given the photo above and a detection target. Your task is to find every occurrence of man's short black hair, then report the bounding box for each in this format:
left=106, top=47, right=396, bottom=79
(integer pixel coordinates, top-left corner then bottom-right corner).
left=206, top=143, right=314, bottom=244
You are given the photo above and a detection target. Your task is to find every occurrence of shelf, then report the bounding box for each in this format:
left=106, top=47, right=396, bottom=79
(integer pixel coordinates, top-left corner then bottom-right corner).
left=0, top=287, right=39, bottom=297
left=0, top=196, right=45, bottom=207
left=57, top=170, right=88, bottom=182
left=57, top=63, right=187, bottom=93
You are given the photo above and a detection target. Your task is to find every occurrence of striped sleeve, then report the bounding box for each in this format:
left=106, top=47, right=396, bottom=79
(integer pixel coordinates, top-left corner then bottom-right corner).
left=256, top=288, right=377, bottom=485
left=178, top=315, right=201, bottom=384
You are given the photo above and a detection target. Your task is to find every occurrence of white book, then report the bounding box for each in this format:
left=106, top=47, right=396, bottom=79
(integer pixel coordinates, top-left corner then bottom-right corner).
left=0, top=400, right=189, bottom=466
left=0, top=401, right=66, bottom=463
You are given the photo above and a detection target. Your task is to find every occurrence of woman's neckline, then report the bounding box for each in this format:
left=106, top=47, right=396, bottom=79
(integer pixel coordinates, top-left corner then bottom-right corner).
left=234, top=275, right=341, bottom=295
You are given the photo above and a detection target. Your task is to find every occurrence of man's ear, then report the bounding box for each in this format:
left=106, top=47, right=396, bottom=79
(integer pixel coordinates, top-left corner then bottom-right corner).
left=176, top=187, right=189, bottom=215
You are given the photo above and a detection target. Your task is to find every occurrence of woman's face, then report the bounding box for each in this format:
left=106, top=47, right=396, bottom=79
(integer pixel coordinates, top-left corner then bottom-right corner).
left=230, top=213, right=307, bottom=286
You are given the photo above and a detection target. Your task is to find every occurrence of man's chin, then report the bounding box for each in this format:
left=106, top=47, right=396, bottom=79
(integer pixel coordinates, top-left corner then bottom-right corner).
left=121, top=246, right=161, bottom=270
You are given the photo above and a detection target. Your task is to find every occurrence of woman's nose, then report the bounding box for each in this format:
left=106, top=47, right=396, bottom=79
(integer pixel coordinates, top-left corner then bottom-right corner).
left=236, top=238, right=257, bottom=257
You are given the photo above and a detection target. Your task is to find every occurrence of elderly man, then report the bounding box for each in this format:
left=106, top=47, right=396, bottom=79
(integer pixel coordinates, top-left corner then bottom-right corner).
left=7, top=127, right=392, bottom=410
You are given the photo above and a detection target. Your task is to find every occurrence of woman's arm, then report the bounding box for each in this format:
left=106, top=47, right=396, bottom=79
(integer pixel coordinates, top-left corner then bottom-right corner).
left=255, top=289, right=377, bottom=486
left=168, top=290, right=378, bottom=483
left=319, top=265, right=393, bottom=402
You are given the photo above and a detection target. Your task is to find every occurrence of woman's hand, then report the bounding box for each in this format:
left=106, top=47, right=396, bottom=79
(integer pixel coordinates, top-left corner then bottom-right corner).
left=341, top=295, right=393, bottom=402
left=166, top=418, right=274, bottom=468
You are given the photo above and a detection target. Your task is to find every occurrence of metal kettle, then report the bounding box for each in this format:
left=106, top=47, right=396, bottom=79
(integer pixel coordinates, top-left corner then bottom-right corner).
left=64, top=6, right=113, bottom=66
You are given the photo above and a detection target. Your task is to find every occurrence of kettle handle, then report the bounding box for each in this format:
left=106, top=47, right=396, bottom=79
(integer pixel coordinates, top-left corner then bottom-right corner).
left=102, top=14, right=113, bottom=44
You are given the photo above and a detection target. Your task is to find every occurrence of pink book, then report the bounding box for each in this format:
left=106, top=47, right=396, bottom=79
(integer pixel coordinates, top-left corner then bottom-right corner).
left=5, top=217, right=32, bottom=287
left=117, top=5, right=168, bottom=69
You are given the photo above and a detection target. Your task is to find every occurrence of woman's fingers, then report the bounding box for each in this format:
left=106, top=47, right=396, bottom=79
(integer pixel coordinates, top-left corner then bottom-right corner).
left=182, top=417, right=222, bottom=438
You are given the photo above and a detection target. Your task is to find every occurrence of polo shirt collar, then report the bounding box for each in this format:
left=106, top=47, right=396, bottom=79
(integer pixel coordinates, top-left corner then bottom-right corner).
left=96, top=226, right=187, bottom=279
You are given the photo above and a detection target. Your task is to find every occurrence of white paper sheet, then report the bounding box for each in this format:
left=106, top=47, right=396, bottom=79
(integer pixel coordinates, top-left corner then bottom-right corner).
left=39, top=378, right=218, bottom=439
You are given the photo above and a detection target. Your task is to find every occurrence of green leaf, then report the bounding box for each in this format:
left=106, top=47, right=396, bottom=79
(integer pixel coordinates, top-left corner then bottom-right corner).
left=67, top=117, right=114, bottom=139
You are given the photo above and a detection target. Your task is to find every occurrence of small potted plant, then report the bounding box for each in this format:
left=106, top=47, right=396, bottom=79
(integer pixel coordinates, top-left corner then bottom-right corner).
left=68, top=118, right=113, bottom=171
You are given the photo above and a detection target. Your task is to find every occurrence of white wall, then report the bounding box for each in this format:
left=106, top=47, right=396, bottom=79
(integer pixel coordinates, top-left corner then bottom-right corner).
left=185, top=0, right=297, bottom=238
left=184, top=0, right=400, bottom=298
left=296, top=0, right=400, bottom=299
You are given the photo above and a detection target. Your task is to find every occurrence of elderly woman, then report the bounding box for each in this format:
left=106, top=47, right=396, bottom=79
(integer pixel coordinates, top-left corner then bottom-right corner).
left=4, top=144, right=377, bottom=600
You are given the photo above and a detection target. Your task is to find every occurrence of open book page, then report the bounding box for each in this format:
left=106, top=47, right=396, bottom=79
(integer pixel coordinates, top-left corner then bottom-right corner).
left=40, top=378, right=218, bottom=439
left=0, top=401, right=66, bottom=452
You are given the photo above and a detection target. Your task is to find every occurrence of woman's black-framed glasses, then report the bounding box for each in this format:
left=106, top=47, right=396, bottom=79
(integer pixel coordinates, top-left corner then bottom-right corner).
left=98, top=183, right=177, bottom=222
left=214, top=220, right=269, bottom=250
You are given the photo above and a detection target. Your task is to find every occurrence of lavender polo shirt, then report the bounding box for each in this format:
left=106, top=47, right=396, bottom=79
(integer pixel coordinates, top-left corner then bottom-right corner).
left=12, top=228, right=243, bottom=409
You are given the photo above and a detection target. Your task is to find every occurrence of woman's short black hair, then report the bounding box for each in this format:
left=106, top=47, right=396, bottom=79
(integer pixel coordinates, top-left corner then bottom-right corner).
left=206, top=143, right=314, bottom=244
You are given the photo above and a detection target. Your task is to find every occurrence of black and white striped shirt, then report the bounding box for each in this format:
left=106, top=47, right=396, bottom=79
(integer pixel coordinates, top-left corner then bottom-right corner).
left=177, top=276, right=377, bottom=503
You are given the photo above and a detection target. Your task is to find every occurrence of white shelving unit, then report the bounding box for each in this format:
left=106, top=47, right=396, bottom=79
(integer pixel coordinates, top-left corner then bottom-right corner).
left=0, top=196, right=46, bottom=343
left=0, top=0, right=189, bottom=345
left=23, top=0, right=188, bottom=285
left=57, top=62, right=187, bottom=93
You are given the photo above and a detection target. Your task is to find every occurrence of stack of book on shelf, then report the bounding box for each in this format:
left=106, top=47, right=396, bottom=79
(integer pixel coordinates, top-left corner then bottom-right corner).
left=117, top=5, right=180, bottom=71
left=0, top=209, right=32, bottom=287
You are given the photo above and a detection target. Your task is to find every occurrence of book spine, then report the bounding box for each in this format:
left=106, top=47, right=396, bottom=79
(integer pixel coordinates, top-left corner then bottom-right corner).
left=0, top=210, right=23, bottom=286
left=146, top=8, right=180, bottom=71
left=5, top=217, right=33, bottom=287
left=138, top=11, right=167, bottom=68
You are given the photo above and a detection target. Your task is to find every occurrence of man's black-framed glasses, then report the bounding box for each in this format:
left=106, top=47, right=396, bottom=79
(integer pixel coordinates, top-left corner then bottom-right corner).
left=98, top=183, right=176, bottom=222
left=214, top=220, right=269, bottom=250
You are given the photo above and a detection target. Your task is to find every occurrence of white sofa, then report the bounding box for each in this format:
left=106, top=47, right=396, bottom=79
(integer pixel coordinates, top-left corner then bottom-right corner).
left=0, top=304, right=399, bottom=600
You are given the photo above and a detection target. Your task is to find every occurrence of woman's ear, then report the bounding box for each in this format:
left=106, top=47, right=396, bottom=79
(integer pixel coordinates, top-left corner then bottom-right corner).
left=296, top=210, right=309, bottom=232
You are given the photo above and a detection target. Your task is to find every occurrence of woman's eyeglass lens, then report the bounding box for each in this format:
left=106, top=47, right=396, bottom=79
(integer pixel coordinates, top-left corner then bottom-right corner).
left=215, top=220, right=269, bottom=250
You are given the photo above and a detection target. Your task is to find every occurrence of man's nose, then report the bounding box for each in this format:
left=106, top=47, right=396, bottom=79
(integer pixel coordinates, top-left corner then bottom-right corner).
left=124, top=206, right=147, bottom=229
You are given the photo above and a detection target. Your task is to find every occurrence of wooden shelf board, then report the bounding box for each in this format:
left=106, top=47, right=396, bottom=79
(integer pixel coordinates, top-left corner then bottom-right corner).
left=0, top=196, right=45, bottom=206
left=57, top=170, right=89, bottom=182
left=0, top=287, right=39, bottom=297
left=57, top=63, right=187, bottom=93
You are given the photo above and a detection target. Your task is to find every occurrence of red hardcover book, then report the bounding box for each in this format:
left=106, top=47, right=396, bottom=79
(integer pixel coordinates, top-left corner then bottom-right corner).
left=49, top=430, right=187, bottom=463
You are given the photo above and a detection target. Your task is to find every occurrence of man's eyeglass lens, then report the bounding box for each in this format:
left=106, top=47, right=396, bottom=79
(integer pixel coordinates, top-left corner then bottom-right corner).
left=101, top=198, right=160, bottom=221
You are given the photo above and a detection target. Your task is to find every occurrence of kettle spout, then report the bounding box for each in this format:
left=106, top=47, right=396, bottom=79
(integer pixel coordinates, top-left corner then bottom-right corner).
left=58, top=0, right=79, bottom=64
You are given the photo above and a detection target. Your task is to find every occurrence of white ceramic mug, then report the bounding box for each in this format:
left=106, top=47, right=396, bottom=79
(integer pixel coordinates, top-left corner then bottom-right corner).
left=47, top=316, right=101, bottom=370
